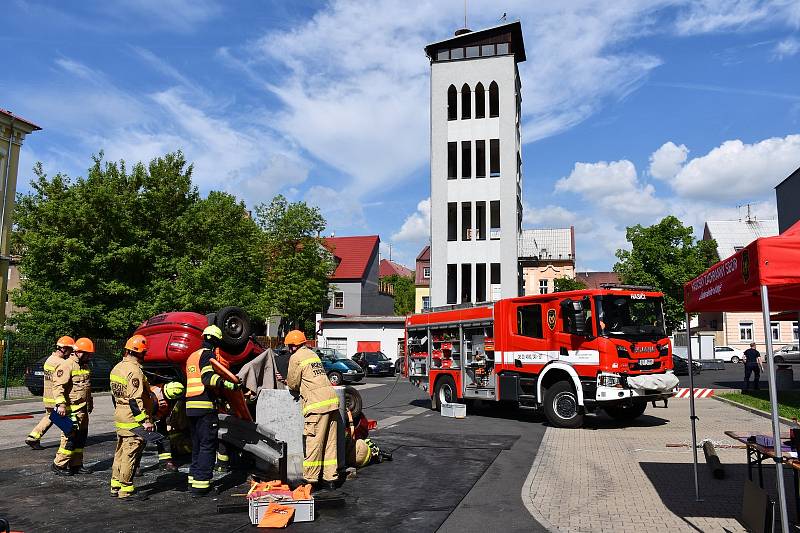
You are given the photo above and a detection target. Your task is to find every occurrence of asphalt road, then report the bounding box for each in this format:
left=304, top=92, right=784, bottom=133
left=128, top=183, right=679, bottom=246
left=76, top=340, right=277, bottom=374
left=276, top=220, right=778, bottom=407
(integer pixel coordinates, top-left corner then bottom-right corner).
left=675, top=361, right=800, bottom=390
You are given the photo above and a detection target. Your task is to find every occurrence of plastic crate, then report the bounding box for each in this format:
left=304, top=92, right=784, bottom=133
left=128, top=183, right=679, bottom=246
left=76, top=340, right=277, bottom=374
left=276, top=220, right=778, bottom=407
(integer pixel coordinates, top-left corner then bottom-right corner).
left=249, top=497, right=315, bottom=525
left=441, top=402, right=466, bottom=418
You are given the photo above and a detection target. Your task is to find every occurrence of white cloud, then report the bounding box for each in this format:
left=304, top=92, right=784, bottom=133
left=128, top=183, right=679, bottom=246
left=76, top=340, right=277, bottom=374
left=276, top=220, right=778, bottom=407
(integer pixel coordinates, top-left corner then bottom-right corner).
left=773, top=37, right=800, bottom=60
left=555, top=160, right=639, bottom=194
left=673, top=0, right=800, bottom=35
left=304, top=186, right=366, bottom=229
left=522, top=203, right=578, bottom=228
left=392, top=198, right=431, bottom=243
left=671, top=134, right=800, bottom=200
left=110, top=0, right=221, bottom=32
left=649, top=141, right=688, bottom=180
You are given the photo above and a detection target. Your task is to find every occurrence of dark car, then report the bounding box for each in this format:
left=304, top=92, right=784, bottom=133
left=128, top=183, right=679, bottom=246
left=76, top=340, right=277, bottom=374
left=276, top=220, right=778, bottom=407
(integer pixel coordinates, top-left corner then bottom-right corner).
left=672, top=355, right=702, bottom=376
left=314, top=348, right=365, bottom=385
left=352, top=351, right=394, bottom=376
left=24, top=355, right=113, bottom=396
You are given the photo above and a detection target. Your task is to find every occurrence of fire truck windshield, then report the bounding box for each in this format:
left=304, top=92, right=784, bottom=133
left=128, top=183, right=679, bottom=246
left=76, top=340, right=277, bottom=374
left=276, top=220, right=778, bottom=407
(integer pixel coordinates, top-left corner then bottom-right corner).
left=595, top=295, right=666, bottom=341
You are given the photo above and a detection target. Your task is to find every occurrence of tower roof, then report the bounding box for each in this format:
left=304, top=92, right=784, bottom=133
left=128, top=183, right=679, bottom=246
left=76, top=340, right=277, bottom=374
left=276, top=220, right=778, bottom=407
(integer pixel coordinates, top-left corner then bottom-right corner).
left=424, top=20, right=526, bottom=63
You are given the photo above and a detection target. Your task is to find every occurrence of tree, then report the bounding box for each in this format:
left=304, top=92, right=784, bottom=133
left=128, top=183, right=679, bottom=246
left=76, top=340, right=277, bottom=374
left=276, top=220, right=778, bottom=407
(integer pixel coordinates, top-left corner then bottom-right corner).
left=383, top=274, right=415, bottom=315
left=613, top=216, right=717, bottom=332
left=254, top=195, right=334, bottom=335
left=554, top=276, right=587, bottom=293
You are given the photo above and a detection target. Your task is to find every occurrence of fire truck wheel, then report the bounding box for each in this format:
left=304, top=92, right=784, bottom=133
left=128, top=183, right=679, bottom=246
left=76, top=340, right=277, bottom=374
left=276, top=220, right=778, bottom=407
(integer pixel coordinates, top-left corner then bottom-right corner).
left=543, top=381, right=584, bottom=429
left=432, top=375, right=458, bottom=411
left=604, top=401, right=647, bottom=421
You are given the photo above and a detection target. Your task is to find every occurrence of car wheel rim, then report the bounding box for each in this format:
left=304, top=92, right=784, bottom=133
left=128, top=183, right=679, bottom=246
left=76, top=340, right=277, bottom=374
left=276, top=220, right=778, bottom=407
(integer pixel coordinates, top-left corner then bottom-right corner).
left=439, top=383, right=454, bottom=405
left=553, top=391, right=578, bottom=420
left=330, top=374, right=341, bottom=385
left=225, top=317, right=243, bottom=337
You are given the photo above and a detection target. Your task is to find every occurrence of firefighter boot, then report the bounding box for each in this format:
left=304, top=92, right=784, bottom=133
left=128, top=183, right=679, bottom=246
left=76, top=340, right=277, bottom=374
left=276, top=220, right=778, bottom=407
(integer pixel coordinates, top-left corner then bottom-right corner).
left=70, top=465, right=92, bottom=475
left=51, top=463, right=73, bottom=476
left=161, top=460, right=178, bottom=473
left=25, top=438, right=45, bottom=450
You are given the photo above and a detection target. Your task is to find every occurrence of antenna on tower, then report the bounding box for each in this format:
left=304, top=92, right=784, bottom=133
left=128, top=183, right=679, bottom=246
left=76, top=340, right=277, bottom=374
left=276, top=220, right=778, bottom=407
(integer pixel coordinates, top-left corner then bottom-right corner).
left=464, top=0, right=467, bottom=29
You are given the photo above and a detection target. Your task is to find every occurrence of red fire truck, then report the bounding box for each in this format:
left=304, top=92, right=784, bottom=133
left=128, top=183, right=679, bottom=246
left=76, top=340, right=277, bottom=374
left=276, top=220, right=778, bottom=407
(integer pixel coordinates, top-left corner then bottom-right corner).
left=405, top=286, right=678, bottom=428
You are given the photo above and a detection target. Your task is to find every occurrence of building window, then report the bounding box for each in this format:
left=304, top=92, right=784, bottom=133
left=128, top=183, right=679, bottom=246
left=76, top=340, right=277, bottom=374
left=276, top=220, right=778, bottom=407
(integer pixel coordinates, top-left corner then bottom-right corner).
left=461, top=141, right=471, bottom=178
left=466, top=46, right=479, bottom=58
left=447, top=85, right=457, bottom=121
left=794, top=322, right=798, bottom=340
left=740, top=321, right=753, bottom=341
left=476, top=263, right=486, bottom=302
left=489, top=81, right=499, bottom=117
left=422, top=296, right=431, bottom=310
left=772, top=322, right=780, bottom=341
left=450, top=47, right=464, bottom=60
left=539, top=279, right=549, bottom=295
left=461, top=263, right=472, bottom=303
left=461, top=83, right=471, bottom=119
left=447, top=264, right=457, bottom=304
left=437, top=50, right=449, bottom=61
left=490, top=139, right=500, bottom=177
left=497, top=43, right=509, bottom=55
left=447, top=142, right=457, bottom=179
left=490, top=263, right=501, bottom=301
left=461, top=202, right=472, bottom=241
left=481, top=44, right=495, bottom=56
left=475, top=140, right=486, bottom=178
left=517, top=304, right=544, bottom=338
left=490, top=200, right=500, bottom=239
left=475, top=83, right=485, bottom=119
left=447, top=202, right=457, bottom=241
left=333, top=292, right=344, bottom=309
left=475, top=201, right=486, bottom=240
left=423, top=266, right=430, bottom=279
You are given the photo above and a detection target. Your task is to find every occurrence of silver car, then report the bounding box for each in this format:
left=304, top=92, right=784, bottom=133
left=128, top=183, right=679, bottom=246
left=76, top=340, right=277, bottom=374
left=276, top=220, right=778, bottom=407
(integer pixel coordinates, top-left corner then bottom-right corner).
left=773, top=344, right=800, bottom=364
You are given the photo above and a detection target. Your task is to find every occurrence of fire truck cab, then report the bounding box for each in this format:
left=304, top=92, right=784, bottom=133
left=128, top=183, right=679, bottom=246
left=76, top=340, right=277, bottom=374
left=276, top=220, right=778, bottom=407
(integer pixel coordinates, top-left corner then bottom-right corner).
left=405, top=286, right=679, bottom=428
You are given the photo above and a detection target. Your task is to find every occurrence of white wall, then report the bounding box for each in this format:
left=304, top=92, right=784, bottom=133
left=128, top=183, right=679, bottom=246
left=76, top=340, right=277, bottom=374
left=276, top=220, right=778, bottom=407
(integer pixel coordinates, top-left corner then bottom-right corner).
left=319, top=322, right=406, bottom=361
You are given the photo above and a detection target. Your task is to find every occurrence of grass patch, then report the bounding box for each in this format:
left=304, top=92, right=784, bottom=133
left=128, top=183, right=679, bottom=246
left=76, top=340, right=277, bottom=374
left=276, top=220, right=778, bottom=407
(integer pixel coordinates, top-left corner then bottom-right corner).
left=717, top=391, right=800, bottom=421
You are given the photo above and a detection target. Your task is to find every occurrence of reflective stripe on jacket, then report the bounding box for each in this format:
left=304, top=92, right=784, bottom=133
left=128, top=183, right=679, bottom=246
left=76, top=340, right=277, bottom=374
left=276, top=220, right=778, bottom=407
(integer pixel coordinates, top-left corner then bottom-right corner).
left=52, top=354, right=92, bottom=412
left=185, top=348, right=230, bottom=416
left=42, top=353, right=64, bottom=406
left=110, top=357, right=154, bottom=434
left=286, top=346, right=339, bottom=416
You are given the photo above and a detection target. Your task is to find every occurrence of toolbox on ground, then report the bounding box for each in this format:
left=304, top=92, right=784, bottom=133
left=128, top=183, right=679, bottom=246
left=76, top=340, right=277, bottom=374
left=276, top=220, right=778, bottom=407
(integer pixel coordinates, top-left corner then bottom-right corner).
left=249, top=497, right=314, bottom=525
left=440, top=402, right=466, bottom=418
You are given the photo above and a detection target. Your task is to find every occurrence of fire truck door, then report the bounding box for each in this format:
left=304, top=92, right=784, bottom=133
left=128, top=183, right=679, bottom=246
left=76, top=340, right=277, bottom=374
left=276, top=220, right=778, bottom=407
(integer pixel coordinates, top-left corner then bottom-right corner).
left=554, top=298, right=600, bottom=366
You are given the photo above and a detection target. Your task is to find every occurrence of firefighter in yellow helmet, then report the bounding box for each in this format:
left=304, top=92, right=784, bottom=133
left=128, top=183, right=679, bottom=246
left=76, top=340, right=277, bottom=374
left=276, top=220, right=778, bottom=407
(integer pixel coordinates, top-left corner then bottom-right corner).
left=26, top=336, right=74, bottom=449
left=284, top=330, right=339, bottom=491
left=51, top=337, right=94, bottom=475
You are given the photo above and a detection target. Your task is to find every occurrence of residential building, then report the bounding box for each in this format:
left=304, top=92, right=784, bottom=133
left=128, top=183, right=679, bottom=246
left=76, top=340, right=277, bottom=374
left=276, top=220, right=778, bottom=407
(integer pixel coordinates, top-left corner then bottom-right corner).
left=425, top=21, right=526, bottom=307
left=414, top=245, right=431, bottom=313
left=776, top=166, right=800, bottom=233
left=518, top=227, right=575, bottom=295
left=316, top=314, right=406, bottom=361
left=699, top=218, right=797, bottom=351
left=574, top=271, right=621, bottom=289
left=324, top=235, right=394, bottom=317
left=379, top=259, right=414, bottom=279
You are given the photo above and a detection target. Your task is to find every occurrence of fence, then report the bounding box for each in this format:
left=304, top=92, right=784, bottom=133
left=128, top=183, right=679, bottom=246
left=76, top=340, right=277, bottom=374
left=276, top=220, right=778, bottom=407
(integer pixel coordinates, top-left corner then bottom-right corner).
left=1, top=337, right=124, bottom=401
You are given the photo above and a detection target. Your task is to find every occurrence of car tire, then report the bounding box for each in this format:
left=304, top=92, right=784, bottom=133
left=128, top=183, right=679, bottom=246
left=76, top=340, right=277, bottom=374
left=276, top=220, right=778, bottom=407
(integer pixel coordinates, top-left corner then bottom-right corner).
left=543, top=381, right=584, bottom=429
left=328, top=371, right=344, bottom=386
left=730, top=356, right=740, bottom=364
left=775, top=356, right=785, bottom=364
left=344, top=385, right=362, bottom=419
left=604, top=401, right=647, bottom=421
left=431, top=375, right=458, bottom=411
left=216, top=306, right=252, bottom=352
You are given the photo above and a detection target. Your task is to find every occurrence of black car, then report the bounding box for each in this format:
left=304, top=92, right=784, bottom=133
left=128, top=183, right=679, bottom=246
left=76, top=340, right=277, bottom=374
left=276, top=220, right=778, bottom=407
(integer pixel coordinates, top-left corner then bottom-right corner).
left=24, top=355, right=113, bottom=396
left=672, top=355, right=702, bottom=376
left=352, top=351, right=394, bottom=376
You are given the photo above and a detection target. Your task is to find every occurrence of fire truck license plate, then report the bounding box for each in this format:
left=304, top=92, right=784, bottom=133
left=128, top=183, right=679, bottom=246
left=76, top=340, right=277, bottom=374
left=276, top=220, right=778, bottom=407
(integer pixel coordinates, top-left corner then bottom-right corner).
left=639, top=359, right=654, bottom=366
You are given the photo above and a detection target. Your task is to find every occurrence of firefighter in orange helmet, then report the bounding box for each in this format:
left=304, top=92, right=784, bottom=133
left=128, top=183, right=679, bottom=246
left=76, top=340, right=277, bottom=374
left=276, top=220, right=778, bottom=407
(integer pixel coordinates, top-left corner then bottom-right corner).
left=51, top=337, right=94, bottom=476
left=284, top=330, right=339, bottom=491
left=109, top=334, right=154, bottom=499
left=26, top=336, right=74, bottom=449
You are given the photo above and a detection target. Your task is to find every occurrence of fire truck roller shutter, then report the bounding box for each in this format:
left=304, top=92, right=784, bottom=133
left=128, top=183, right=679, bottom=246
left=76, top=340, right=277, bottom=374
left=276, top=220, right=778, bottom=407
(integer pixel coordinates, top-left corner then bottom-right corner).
left=536, top=363, right=585, bottom=406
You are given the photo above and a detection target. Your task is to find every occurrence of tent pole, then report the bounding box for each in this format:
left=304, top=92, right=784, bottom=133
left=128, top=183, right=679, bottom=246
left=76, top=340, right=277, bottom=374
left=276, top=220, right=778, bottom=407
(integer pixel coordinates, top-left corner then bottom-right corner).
left=761, top=284, right=789, bottom=533
left=685, top=311, right=701, bottom=502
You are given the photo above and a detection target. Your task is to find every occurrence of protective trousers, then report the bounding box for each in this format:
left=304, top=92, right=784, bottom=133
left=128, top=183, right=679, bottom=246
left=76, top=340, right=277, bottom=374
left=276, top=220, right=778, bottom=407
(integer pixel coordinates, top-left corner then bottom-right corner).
left=156, top=418, right=172, bottom=463
left=111, top=434, right=145, bottom=497
left=28, top=408, right=54, bottom=441
left=189, top=412, right=218, bottom=494
left=303, top=411, right=338, bottom=483
left=53, top=409, right=88, bottom=468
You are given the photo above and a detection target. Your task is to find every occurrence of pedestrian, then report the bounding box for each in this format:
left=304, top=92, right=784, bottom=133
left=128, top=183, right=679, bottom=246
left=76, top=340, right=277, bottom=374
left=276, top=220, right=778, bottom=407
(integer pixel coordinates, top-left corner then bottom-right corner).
left=26, top=336, right=74, bottom=449
left=110, top=335, right=155, bottom=499
left=51, top=337, right=94, bottom=476
left=284, top=330, right=340, bottom=492
left=185, top=325, right=239, bottom=497
left=743, top=342, right=764, bottom=391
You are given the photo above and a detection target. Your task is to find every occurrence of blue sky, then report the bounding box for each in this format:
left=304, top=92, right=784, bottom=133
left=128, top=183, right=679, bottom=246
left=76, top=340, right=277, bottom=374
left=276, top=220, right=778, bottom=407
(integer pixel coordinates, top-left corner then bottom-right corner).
left=3, top=0, right=800, bottom=270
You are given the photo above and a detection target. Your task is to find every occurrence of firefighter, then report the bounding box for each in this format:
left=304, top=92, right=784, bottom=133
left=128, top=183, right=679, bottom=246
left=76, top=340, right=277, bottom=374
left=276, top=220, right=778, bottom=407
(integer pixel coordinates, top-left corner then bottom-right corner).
left=110, top=335, right=154, bottom=499
left=185, top=325, right=239, bottom=497
left=284, top=330, right=339, bottom=491
left=51, top=337, right=94, bottom=476
left=149, top=381, right=185, bottom=472
left=26, top=336, right=74, bottom=449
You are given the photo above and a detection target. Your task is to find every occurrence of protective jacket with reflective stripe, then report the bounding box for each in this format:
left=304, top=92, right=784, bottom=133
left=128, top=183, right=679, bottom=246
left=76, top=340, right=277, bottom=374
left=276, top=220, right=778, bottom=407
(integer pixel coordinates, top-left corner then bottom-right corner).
left=42, top=352, right=65, bottom=407
left=185, top=348, right=232, bottom=416
left=52, top=354, right=92, bottom=412
left=286, top=346, right=339, bottom=416
left=110, top=357, right=154, bottom=435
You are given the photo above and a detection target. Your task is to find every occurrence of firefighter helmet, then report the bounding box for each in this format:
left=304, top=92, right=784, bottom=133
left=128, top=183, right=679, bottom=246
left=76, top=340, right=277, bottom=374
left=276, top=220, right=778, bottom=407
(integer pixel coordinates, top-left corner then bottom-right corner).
left=203, top=325, right=223, bottom=341
left=284, top=330, right=307, bottom=346
left=56, top=336, right=75, bottom=349
left=124, top=334, right=148, bottom=354
left=73, top=337, right=95, bottom=354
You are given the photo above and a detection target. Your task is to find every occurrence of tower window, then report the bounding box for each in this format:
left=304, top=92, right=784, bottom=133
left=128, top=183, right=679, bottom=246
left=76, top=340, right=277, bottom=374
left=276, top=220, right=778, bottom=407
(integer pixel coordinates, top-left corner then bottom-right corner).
left=481, top=44, right=495, bottom=56
left=447, top=264, right=457, bottom=304
left=461, top=202, right=472, bottom=241
left=461, top=141, right=471, bottom=179
left=450, top=48, right=464, bottom=60
left=447, top=203, right=457, bottom=241
left=461, top=83, right=471, bottom=119
left=475, top=83, right=485, bottom=119
left=490, top=139, right=500, bottom=177
left=447, top=85, right=457, bottom=121
left=489, top=81, right=499, bottom=118
left=475, top=201, right=486, bottom=240
left=447, top=142, right=457, bottom=179
left=476, top=140, right=486, bottom=178
left=490, top=200, right=500, bottom=239
left=497, top=43, right=509, bottom=55
left=461, top=263, right=472, bottom=303
left=437, top=50, right=449, bottom=61
left=476, top=263, right=486, bottom=301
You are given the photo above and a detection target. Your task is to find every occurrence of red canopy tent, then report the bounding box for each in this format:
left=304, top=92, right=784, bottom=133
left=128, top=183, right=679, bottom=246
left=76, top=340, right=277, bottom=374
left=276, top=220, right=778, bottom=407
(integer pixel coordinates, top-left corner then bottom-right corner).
left=683, top=220, right=800, bottom=531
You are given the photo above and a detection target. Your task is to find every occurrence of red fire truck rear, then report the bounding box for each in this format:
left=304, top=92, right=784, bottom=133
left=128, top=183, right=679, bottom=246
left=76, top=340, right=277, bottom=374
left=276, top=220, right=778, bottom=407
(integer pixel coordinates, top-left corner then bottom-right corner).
left=405, top=286, right=679, bottom=428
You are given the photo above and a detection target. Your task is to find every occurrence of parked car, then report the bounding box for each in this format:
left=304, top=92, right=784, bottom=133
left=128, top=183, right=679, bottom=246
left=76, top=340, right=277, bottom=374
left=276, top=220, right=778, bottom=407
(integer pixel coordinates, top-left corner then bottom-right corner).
left=672, top=355, right=702, bottom=376
left=352, top=351, right=395, bottom=376
left=774, top=345, right=800, bottom=364
left=24, top=355, right=113, bottom=396
left=314, top=348, right=365, bottom=385
left=714, top=345, right=746, bottom=363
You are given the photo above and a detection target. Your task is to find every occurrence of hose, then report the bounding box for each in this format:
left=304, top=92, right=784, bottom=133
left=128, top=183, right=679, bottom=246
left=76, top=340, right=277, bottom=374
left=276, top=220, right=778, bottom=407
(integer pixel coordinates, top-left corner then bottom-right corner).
left=363, top=371, right=403, bottom=409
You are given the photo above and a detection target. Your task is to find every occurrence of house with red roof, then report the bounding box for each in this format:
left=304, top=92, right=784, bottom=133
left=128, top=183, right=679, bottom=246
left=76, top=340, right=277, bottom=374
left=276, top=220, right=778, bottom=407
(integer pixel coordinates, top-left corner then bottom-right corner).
left=379, top=259, right=413, bottom=279
left=324, top=235, right=394, bottom=317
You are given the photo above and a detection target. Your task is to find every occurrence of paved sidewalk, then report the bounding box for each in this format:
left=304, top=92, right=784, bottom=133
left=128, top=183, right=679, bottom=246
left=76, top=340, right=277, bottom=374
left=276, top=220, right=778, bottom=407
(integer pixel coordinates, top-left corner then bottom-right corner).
left=523, top=400, right=783, bottom=532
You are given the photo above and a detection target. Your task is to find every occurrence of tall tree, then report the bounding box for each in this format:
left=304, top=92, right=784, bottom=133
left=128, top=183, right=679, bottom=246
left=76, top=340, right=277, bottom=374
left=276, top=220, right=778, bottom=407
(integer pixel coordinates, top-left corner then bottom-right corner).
left=382, top=274, right=415, bottom=315
left=613, top=216, right=717, bottom=332
left=255, top=195, right=334, bottom=335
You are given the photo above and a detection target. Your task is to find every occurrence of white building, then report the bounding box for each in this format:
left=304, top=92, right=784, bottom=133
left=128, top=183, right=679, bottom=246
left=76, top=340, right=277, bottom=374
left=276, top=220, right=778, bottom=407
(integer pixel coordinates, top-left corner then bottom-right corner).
left=425, top=22, right=526, bottom=307
left=316, top=315, right=407, bottom=362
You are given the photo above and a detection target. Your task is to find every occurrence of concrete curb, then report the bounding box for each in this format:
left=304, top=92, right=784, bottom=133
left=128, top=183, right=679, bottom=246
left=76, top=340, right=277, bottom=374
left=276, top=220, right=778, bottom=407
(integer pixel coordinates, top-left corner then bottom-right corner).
left=712, top=394, right=794, bottom=426
left=520, top=428, right=562, bottom=533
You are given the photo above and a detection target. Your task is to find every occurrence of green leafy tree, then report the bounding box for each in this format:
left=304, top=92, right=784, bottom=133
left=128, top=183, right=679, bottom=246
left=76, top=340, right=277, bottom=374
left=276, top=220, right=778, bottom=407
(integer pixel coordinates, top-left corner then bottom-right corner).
left=383, top=274, right=415, bottom=315
left=553, top=276, right=587, bottom=292
left=613, top=216, right=717, bottom=332
left=255, top=195, right=334, bottom=335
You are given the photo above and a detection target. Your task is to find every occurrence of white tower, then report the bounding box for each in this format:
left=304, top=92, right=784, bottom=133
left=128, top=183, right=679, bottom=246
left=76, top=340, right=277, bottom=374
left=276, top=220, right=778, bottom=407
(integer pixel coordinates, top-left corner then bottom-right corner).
left=425, top=21, right=525, bottom=307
